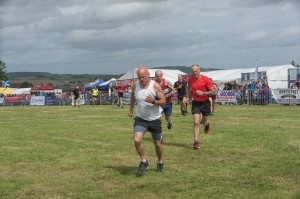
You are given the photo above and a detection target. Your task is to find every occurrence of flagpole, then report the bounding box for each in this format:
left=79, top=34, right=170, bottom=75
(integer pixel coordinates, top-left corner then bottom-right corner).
left=256, top=59, right=258, bottom=68
left=254, top=59, right=259, bottom=81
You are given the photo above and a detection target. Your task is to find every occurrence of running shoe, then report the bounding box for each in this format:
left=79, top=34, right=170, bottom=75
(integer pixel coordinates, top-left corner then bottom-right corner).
left=193, top=141, right=200, bottom=150
left=167, top=122, right=172, bottom=130
left=136, top=160, right=149, bottom=175
left=156, top=163, right=164, bottom=172
left=204, top=123, right=210, bottom=134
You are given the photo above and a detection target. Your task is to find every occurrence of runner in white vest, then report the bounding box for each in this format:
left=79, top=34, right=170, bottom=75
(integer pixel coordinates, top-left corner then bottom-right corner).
left=128, top=66, right=166, bottom=175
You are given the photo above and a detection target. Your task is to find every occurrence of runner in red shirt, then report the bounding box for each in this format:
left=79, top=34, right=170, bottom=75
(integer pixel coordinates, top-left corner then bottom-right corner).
left=186, top=64, right=216, bottom=150
left=116, top=85, right=126, bottom=108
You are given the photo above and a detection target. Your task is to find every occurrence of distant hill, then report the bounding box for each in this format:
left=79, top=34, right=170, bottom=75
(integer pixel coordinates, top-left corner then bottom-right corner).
left=7, top=66, right=221, bottom=90
left=7, top=72, right=121, bottom=91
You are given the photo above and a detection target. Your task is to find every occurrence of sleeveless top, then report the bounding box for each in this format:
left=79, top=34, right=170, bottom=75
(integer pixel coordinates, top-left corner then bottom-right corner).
left=135, top=80, right=161, bottom=121
left=161, top=79, right=172, bottom=104
left=92, top=89, right=99, bottom=96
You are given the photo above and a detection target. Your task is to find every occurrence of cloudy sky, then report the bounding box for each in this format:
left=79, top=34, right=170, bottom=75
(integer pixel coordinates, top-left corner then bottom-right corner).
left=0, top=0, right=299, bottom=75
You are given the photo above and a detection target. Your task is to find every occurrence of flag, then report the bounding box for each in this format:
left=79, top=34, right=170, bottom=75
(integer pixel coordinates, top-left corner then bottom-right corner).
left=254, top=59, right=258, bottom=81
left=3, top=80, right=10, bottom=87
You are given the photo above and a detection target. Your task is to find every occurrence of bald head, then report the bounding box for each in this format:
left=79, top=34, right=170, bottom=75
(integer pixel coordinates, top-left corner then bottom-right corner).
left=155, top=70, right=164, bottom=83
left=191, top=64, right=200, bottom=71
left=137, top=66, right=150, bottom=86
left=155, top=70, right=163, bottom=77
left=137, top=66, right=149, bottom=76
left=191, top=64, right=201, bottom=78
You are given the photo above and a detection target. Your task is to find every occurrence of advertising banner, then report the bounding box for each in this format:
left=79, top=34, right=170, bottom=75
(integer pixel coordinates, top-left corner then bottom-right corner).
left=45, top=95, right=56, bottom=105
left=123, top=92, right=131, bottom=104
left=216, top=90, right=237, bottom=103
left=116, top=79, right=136, bottom=86
left=4, top=96, right=23, bottom=103
left=273, top=89, right=299, bottom=105
left=30, top=96, right=45, bottom=106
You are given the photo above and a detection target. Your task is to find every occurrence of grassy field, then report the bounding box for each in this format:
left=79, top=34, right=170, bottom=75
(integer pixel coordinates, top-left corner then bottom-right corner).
left=0, top=104, right=299, bottom=199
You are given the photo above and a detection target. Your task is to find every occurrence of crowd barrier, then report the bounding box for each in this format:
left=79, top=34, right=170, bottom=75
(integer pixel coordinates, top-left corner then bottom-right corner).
left=216, top=89, right=299, bottom=105
left=1, top=89, right=299, bottom=106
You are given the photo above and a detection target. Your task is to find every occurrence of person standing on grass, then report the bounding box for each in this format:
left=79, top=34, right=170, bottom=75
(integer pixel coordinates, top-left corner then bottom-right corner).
left=128, top=66, right=166, bottom=175
left=91, top=86, right=99, bottom=106
left=174, top=74, right=188, bottom=116
left=72, top=85, right=81, bottom=107
left=155, top=70, right=174, bottom=130
left=186, top=64, right=216, bottom=150
left=116, top=84, right=126, bottom=108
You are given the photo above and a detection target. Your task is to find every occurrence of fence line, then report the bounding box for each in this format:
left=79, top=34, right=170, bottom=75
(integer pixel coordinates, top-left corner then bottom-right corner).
left=1, top=89, right=299, bottom=106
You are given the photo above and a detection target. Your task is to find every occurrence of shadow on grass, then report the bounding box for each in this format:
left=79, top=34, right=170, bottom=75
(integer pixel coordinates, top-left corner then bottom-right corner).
left=143, top=137, right=191, bottom=149
left=104, top=165, right=136, bottom=176
left=104, top=165, right=156, bottom=178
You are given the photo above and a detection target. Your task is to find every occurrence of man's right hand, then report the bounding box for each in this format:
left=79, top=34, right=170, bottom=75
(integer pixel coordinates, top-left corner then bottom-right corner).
left=128, top=110, right=134, bottom=117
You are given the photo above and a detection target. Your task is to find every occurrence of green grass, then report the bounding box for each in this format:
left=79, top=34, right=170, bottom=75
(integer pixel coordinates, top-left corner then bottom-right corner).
left=0, top=104, right=299, bottom=199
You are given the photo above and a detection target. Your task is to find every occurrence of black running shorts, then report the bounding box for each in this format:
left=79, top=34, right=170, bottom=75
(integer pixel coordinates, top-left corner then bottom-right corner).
left=191, top=100, right=211, bottom=116
left=134, top=117, right=162, bottom=140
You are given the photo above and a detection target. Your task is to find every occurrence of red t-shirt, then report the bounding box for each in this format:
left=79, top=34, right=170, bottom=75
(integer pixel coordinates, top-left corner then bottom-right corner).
left=188, top=75, right=213, bottom=102
left=116, top=86, right=126, bottom=95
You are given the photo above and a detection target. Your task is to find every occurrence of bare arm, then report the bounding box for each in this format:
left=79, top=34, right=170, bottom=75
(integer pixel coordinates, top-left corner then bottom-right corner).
left=186, top=85, right=191, bottom=100
left=165, top=80, right=175, bottom=97
left=128, top=84, right=136, bottom=117
left=151, top=82, right=166, bottom=106
left=202, top=87, right=217, bottom=96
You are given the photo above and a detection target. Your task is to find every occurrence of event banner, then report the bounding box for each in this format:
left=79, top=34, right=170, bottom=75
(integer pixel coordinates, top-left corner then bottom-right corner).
left=116, top=79, right=136, bottom=86
left=123, top=92, right=131, bottom=105
left=272, top=89, right=299, bottom=105
left=45, top=95, right=56, bottom=106
left=216, top=90, right=237, bottom=103
left=30, top=96, right=45, bottom=106
left=4, top=96, right=23, bottom=103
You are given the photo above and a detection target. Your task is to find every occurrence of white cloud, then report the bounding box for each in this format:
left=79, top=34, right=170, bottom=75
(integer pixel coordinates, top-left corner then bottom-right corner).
left=245, top=31, right=268, bottom=42
left=59, top=5, right=89, bottom=15
left=0, top=0, right=299, bottom=74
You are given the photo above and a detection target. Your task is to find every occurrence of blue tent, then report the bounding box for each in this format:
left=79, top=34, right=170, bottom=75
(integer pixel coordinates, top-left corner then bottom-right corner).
left=84, top=79, right=105, bottom=91
left=98, top=78, right=116, bottom=89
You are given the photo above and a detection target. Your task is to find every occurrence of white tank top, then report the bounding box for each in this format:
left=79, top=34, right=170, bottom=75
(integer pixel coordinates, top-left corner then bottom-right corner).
left=135, top=80, right=161, bottom=121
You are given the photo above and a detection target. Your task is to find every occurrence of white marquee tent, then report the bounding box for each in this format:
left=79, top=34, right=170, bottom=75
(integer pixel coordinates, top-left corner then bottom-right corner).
left=201, top=64, right=295, bottom=89
left=118, top=68, right=186, bottom=85
left=12, top=88, right=31, bottom=95
left=117, top=65, right=294, bottom=89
